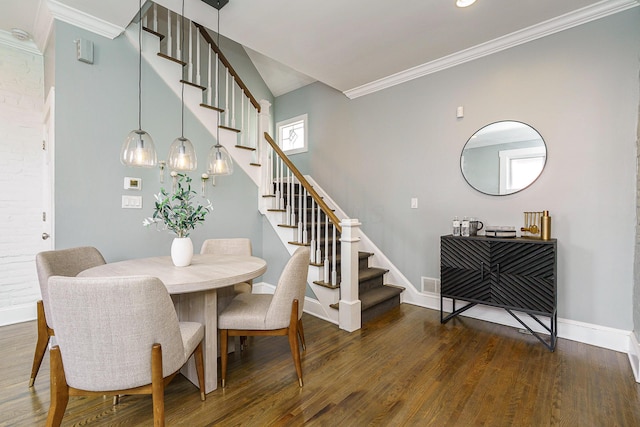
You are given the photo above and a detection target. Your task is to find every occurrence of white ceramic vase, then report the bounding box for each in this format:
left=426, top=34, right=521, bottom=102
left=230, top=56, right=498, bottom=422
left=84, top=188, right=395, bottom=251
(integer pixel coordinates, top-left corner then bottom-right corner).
left=171, top=237, right=193, bottom=267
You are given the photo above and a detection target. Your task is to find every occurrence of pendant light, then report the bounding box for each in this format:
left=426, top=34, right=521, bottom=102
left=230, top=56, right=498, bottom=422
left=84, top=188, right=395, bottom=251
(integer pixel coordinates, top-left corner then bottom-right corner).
left=168, top=0, right=197, bottom=171
left=121, top=0, right=157, bottom=167
left=207, top=0, right=233, bottom=177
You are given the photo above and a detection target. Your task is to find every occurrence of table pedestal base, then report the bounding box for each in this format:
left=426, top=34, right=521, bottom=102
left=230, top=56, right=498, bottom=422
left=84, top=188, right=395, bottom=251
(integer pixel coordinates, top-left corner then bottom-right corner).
left=173, top=287, right=235, bottom=393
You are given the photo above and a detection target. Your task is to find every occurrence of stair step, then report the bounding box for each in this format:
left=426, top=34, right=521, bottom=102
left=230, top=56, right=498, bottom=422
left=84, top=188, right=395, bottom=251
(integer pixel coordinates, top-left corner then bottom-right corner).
left=361, top=285, right=404, bottom=323
left=359, top=267, right=388, bottom=282
left=180, top=79, right=206, bottom=91
left=199, top=103, right=224, bottom=113
left=235, top=145, right=256, bottom=152
left=157, top=52, right=186, bottom=66
left=220, top=125, right=241, bottom=133
left=360, top=285, right=404, bottom=311
left=250, top=163, right=261, bottom=167
left=329, top=284, right=404, bottom=313
left=142, top=26, right=164, bottom=40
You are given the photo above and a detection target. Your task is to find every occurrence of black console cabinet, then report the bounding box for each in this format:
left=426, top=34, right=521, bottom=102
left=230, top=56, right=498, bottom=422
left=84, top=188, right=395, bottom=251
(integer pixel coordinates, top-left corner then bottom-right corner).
left=440, top=235, right=557, bottom=351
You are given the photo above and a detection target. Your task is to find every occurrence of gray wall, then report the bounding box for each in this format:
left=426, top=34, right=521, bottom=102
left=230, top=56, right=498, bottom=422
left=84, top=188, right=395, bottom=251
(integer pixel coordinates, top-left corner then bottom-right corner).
left=274, top=9, right=640, bottom=331
left=53, top=21, right=272, bottom=264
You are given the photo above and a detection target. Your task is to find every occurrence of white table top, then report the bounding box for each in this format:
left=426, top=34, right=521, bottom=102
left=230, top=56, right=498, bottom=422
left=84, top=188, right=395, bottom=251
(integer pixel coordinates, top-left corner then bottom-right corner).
left=78, top=254, right=267, bottom=294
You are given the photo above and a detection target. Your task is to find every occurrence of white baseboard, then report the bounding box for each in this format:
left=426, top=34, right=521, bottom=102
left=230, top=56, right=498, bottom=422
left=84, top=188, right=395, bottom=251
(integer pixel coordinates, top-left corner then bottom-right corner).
left=629, top=332, right=640, bottom=383
left=404, top=291, right=632, bottom=354
left=0, top=302, right=36, bottom=327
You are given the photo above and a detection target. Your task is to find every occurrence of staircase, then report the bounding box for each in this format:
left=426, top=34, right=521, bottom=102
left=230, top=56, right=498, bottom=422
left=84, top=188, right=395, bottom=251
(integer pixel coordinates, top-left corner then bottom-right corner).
left=134, top=2, right=407, bottom=329
left=270, top=180, right=404, bottom=324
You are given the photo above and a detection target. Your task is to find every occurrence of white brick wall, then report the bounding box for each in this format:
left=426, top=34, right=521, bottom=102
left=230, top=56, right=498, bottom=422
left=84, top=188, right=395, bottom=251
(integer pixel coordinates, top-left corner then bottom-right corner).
left=0, top=43, right=45, bottom=325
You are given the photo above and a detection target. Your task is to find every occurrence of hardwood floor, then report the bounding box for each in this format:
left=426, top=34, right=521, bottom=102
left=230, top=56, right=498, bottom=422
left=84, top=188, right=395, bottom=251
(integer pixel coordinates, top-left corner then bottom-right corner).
left=2, top=304, right=640, bottom=426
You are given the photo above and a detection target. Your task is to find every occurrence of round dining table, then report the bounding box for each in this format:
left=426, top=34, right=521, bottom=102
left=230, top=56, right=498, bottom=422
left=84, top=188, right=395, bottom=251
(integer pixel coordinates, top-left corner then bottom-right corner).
left=79, top=254, right=267, bottom=393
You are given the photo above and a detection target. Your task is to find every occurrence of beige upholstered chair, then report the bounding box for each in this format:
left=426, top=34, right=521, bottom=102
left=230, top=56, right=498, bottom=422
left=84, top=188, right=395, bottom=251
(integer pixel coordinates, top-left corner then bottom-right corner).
left=45, top=276, right=205, bottom=427
left=29, top=246, right=107, bottom=387
left=200, top=238, right=253, bottom=294
left=219, top=246, right=310, bottom=387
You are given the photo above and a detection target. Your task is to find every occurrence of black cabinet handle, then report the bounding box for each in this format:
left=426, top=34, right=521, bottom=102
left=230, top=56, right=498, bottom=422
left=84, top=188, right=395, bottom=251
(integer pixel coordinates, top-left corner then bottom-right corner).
left=480, top=261, right=484, bottom=281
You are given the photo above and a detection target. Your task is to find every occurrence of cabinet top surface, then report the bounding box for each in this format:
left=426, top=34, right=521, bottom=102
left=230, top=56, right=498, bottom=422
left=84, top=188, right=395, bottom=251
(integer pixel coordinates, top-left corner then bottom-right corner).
left=442, top=235, right=557, bottom=244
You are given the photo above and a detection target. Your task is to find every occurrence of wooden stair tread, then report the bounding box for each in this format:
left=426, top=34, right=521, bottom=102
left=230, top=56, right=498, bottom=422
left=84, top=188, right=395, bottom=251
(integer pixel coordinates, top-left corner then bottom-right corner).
left=157, top=52, right=186, bottom=66
left=313, top=280, right=339, bottom=290
left=220, top=125, right=241, bottom=133
left=142, top=27, right=164, bottom=40
left=235, top=145, right=256, bottom=151
left=180, top=79, right=206, bottom=91
left=200, top=103, right=224, bottom=113
left=250, top=163, right=261, bottom=167
left=360, top=285, right=404, bottom=311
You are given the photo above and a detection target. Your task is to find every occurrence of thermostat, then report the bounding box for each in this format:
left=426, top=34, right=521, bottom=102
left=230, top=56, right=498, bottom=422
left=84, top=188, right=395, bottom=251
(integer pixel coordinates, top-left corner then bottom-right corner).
left=124, top=177, right=142, bottom=190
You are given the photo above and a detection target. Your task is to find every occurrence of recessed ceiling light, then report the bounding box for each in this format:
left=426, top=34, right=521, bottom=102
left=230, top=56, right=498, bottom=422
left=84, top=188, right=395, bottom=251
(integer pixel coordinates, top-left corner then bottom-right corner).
left=456, top=0, right=477, bottom=7
left=11, top=28, right=31, bottom=41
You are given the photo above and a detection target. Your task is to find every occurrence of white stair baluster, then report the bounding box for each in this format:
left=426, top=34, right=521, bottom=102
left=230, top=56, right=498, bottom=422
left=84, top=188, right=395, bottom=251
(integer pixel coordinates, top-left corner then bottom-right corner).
left=225, top=69, right=230, bottom=126
left=274, top=157, right=280, bottom=211
left=215, top=53, right=219, bottom=108
left=285, top=171, right=291, bottom=226
left=153, top=3, right=157, bottom=33
left=240, top=94, right=245, bottom=146
left=297, top=181, right=303, bottom=243
left=196, top=28, right=201, bottom=85
left=316, top=204, right=322, bottom=264
left=310, top=199, right=316, bottom=263
left=167, top=11, right=172, bottom=57
left=279, top=157, right=284, bottom=210
left=206, top=45, right=212, bottom=105
left=187, top=22, right=193, bottom=80
left=303, top=188, right=308, bottom=244
left=176, top=14, right=181, bottom=60
left=248, top=102, right=253, bottom=148
left=324, top=213, right=329, bottom=283
left=232, top=83, right=237, bottom=129
left=331, top=224, right=337, bottom=286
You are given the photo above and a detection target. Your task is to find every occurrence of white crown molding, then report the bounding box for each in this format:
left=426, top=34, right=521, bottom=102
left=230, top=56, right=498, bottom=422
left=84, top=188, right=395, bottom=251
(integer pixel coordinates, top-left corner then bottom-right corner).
left=33, top=0, right=54, bottom=53
left=0, top=30, right=42, bottom=55
left=47, top=0, right=125, bottom=40
left=344, top=0, right=640, bottom=99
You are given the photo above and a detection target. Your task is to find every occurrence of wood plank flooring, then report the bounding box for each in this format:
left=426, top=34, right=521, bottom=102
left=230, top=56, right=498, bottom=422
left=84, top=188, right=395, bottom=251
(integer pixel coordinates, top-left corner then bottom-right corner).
left=2, top=304, right=640, bottom=426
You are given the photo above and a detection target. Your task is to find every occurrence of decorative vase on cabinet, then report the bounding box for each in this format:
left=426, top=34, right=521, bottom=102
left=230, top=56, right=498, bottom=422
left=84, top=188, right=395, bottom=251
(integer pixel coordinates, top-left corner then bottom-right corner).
left=171, top=237, right=193, bottom=267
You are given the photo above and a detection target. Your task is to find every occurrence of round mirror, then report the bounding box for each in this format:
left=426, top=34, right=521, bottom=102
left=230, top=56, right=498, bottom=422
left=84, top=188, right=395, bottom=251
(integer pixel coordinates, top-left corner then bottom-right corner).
left=460, top=121, right=546, bottom=196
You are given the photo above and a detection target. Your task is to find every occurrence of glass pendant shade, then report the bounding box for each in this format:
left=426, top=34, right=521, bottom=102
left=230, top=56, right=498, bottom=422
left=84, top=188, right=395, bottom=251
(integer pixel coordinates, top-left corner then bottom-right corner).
left=168, top=136, right=197, bottom=171
left=121, top=129, right=157, bottom=167
left=208, top=143, right=233, bottom=176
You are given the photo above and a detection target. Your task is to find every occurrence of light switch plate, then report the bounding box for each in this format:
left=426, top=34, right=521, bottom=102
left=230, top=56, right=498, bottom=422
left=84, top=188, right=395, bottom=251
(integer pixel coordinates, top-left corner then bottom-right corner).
left=122, top=195, right=142, bottom=209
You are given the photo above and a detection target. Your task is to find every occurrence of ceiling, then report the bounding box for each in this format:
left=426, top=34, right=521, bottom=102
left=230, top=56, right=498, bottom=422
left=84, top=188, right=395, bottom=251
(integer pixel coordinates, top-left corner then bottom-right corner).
left=0, top=0, right=637, bottom=97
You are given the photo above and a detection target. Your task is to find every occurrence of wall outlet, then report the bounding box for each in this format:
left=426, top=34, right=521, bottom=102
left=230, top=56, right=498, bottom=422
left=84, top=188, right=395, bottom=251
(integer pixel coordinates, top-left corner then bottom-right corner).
left=411, top=198, right=418, bottom=209
left=421, top=276, right=441, bottom=294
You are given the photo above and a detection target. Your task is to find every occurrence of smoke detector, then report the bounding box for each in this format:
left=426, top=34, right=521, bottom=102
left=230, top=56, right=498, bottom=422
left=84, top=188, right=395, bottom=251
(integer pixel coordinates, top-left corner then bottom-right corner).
left=11, top=28, right=31, bottom=42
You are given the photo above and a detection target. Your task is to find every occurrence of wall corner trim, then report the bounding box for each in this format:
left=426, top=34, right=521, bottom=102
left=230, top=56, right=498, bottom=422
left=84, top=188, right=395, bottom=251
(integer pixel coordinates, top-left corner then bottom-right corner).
left=48, top=0, right=125, bottom=40
left=343, top=0, right=640, bottom=99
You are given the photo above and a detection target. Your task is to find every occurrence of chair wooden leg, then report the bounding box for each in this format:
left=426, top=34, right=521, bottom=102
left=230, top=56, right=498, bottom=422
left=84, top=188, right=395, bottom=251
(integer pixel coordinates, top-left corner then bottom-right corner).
left=297, top=319, right=306, bottom=351
left=30, top=300, right=50, bottom=387
left=288, top=300, right=303, bottom=387
left=220, top=329, right=229, bottom=387
left=46, top=346, right=69, bottom=427
left=193, top=342, right=206, bottom=401
left=151, top=344, right=165, bottom=427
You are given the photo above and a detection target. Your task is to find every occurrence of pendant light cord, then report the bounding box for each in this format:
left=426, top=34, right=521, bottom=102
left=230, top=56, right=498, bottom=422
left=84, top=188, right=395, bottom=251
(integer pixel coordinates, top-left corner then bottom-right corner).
left=181, top=0, right=186, bottom=139
left=216, top=0, right=221, bottom=146
left=138, top=0, right=142, bottom=130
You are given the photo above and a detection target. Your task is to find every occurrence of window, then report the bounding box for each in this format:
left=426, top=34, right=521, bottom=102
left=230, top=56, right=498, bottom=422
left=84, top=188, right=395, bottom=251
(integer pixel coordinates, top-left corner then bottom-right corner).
left=499, top=146, right=546, bottom=194
left=276, top=114, right=308, bottom=155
